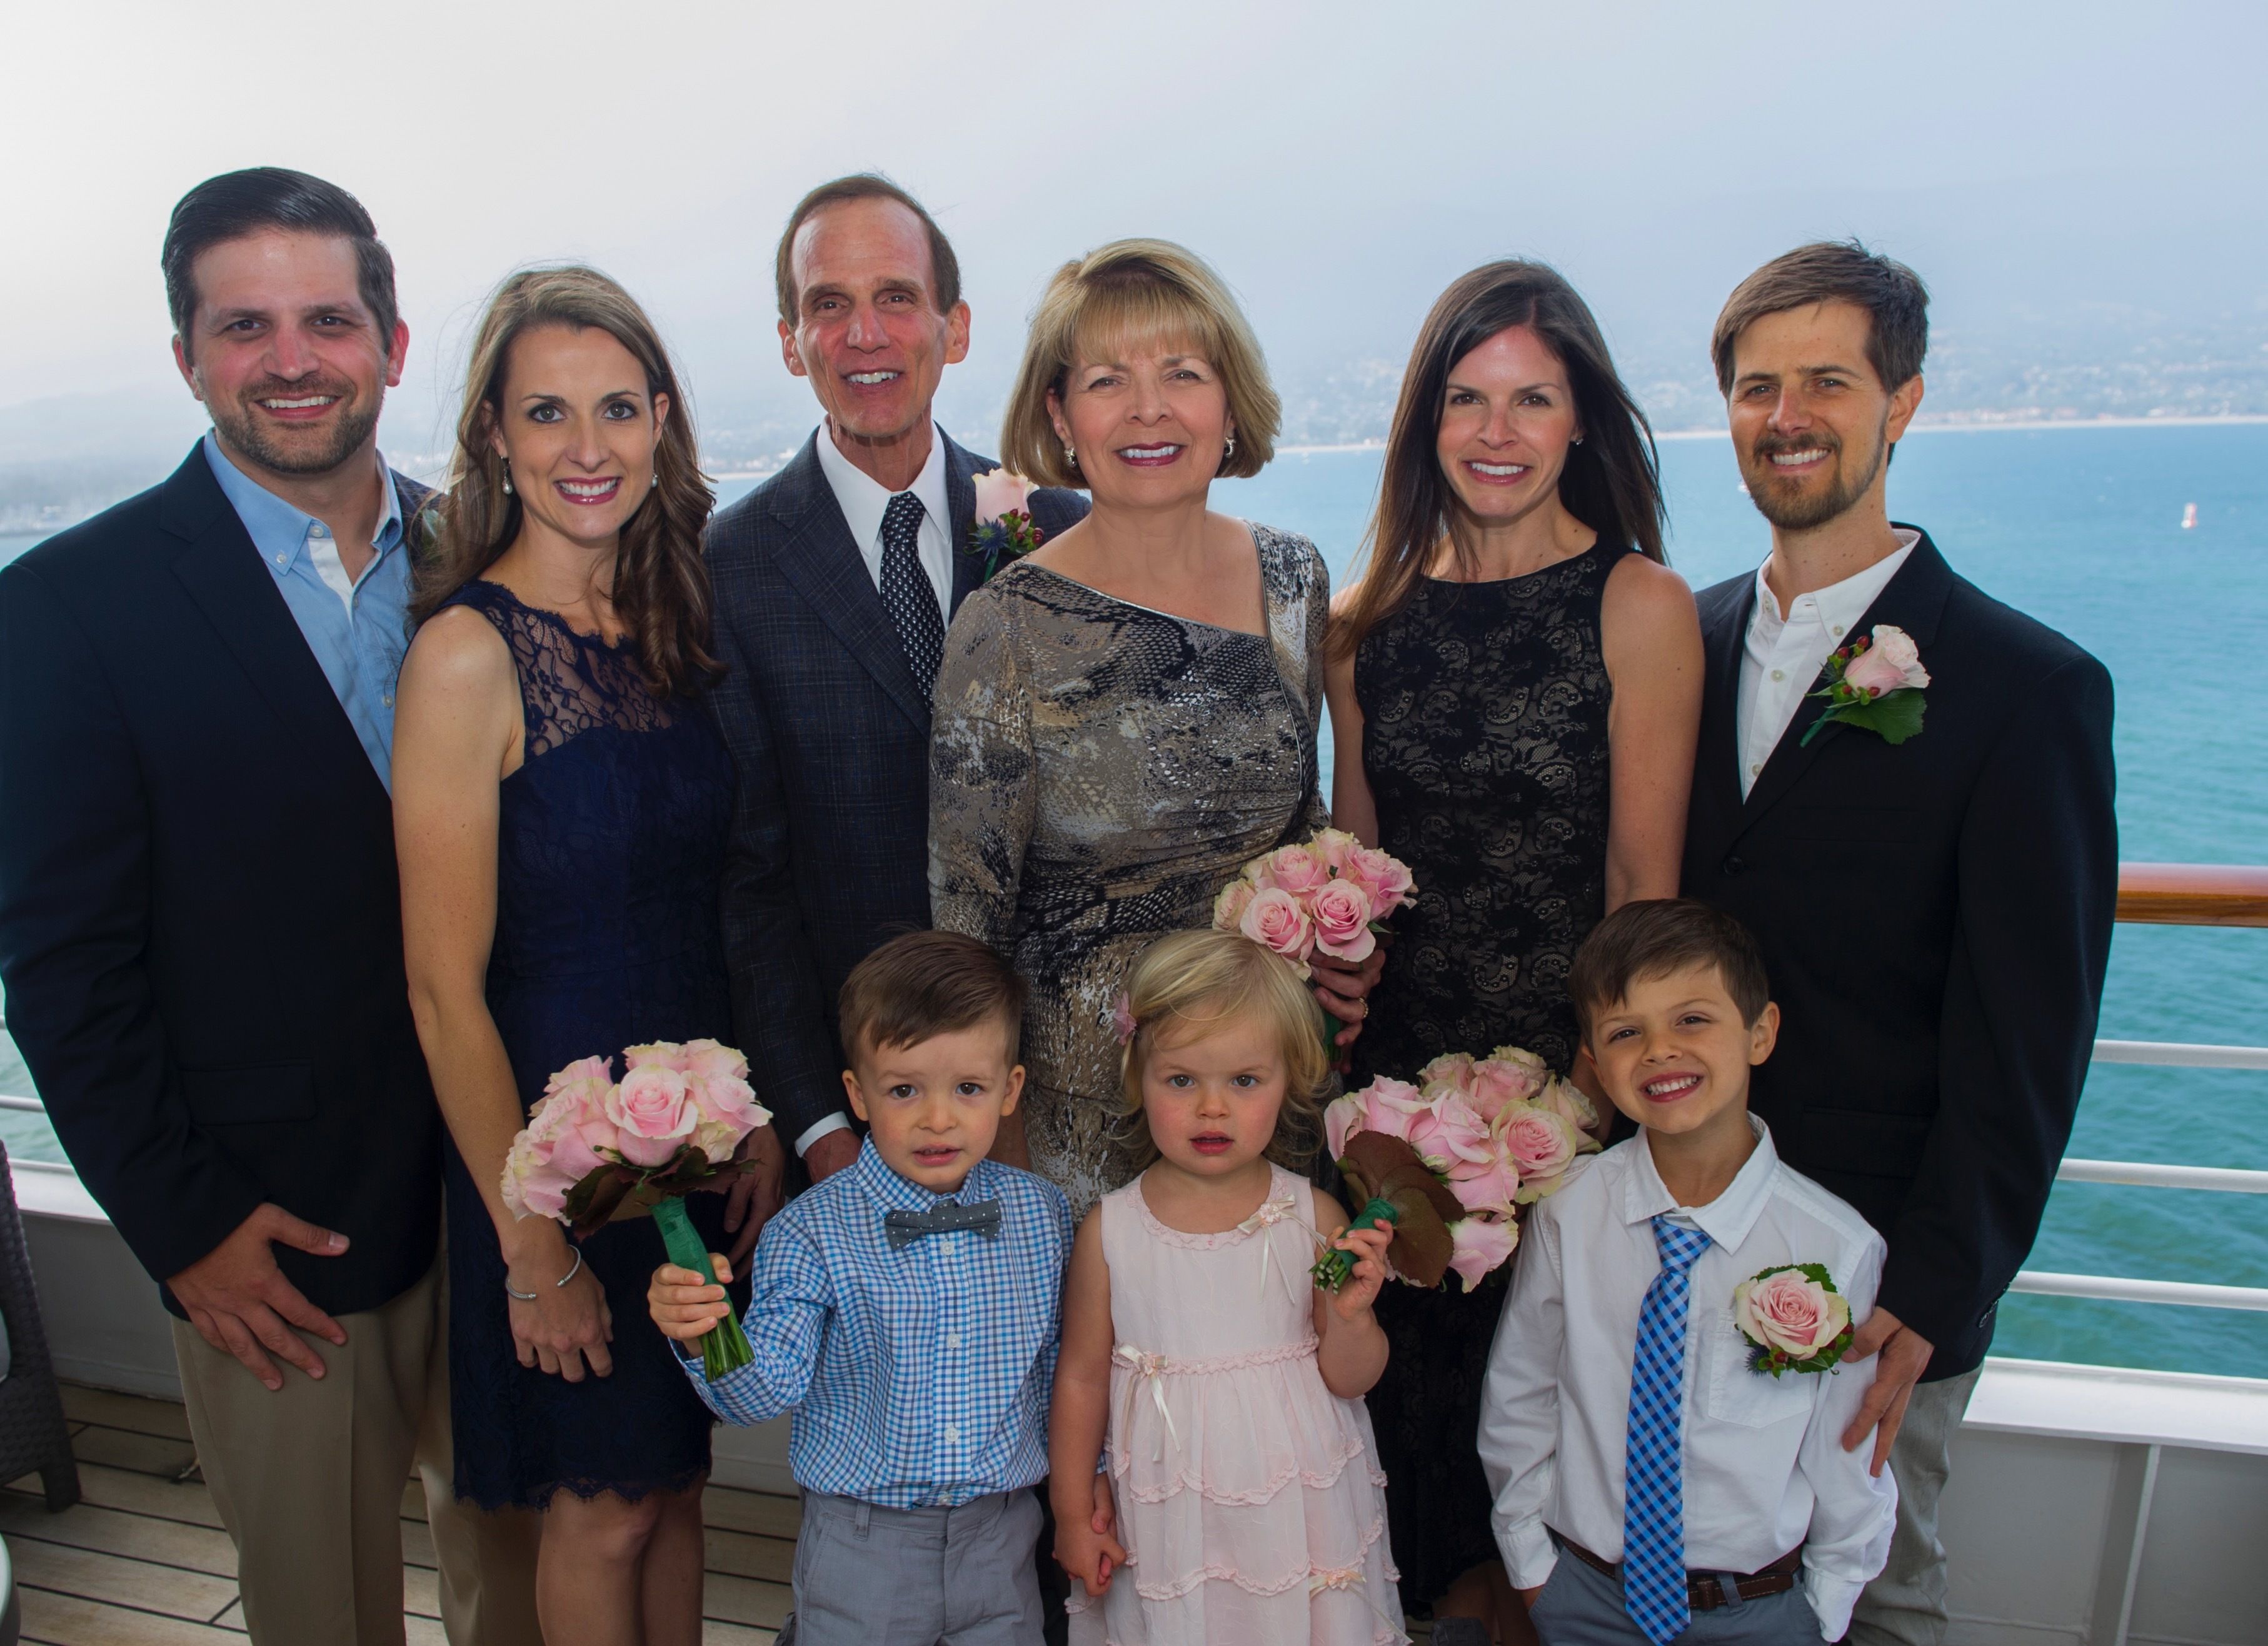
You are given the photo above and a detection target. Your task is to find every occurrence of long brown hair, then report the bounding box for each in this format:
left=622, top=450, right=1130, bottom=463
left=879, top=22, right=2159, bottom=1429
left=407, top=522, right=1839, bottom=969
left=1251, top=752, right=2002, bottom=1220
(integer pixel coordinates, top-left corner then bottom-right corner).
left=413, top=266, right=721, bottom=697
left=1332, top=261, right=1665, bottom=661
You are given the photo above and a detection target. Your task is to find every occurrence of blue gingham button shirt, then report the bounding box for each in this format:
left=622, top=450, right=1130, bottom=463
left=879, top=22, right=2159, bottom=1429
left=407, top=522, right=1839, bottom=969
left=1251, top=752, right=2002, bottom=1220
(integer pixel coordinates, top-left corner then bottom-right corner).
left=685, top=1138, right=1072, bottom=1507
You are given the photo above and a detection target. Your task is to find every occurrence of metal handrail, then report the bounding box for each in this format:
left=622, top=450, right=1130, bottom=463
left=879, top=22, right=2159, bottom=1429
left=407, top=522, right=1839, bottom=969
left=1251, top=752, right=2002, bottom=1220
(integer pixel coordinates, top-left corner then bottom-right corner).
left=2057, top=1158, right=2268, bottom=1193
left=2011, top=1271, right=2268, bottom=1313
left=2092, top=1039, right=2268, bottom=1071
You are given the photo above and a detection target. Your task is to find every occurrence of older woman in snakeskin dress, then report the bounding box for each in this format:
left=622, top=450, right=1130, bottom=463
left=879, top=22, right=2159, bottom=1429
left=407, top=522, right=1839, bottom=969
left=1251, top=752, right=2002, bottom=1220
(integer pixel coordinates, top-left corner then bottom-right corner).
left=928, top=239, right=1370, bottom=1215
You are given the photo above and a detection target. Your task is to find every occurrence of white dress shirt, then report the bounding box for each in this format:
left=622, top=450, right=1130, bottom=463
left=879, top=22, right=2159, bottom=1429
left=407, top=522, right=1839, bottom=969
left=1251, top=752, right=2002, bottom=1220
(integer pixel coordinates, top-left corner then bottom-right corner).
left=790, top=423, right=955, bottom=1160
left=1734, top=531, right=1917, bottom=796
left=812, top=418, right=954, bottom=618
left=1479, top=1117, right=1896, bottom=1641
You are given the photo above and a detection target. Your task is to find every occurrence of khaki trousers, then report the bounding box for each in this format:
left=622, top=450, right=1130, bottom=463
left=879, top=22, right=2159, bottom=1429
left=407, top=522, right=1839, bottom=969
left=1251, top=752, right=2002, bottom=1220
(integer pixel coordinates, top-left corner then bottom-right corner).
left=1847, top=1365, right=1983, bottom=1646
left=173, top=1253, right=543, bottom=1646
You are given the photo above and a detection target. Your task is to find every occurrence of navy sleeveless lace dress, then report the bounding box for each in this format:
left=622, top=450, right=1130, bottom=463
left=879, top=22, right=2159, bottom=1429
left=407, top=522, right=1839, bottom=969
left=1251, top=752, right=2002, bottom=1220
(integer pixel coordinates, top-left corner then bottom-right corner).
left=442, top=579, right=735, bottom=1509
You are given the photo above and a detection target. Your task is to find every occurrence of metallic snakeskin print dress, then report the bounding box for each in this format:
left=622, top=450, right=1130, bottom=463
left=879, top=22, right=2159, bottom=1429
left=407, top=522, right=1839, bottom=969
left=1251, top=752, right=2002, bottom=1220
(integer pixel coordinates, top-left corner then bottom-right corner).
left=928, top=523, right=1330, bottom=1217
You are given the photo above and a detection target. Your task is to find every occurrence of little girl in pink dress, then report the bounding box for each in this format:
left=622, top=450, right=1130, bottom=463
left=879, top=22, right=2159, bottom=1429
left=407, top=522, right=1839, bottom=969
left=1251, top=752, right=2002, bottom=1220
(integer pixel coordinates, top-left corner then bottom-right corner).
left=1051, top=931, right=1407, bottom=1645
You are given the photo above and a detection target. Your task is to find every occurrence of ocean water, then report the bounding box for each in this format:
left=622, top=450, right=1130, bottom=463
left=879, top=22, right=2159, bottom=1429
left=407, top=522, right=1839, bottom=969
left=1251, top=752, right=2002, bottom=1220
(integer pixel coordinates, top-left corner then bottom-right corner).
left=1, top=421, right=2262, bottom=1376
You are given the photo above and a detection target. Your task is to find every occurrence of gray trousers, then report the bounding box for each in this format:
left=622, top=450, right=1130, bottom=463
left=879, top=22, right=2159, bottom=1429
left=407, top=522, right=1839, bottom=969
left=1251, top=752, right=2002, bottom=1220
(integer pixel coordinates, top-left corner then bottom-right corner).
left=1528, top=1544, right=1824, bottom=1645
left=781, top=1487, right=1045, bottom=1646
left=1847, top=1366, right=1982, bottom=1646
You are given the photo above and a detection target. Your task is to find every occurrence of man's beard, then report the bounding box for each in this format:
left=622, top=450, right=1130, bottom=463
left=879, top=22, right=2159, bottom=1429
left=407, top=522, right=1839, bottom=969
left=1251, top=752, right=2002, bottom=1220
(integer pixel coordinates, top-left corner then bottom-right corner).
left=209, top=376, right=382, bottom=476
left=1744, top=416, right=1887, bottom=531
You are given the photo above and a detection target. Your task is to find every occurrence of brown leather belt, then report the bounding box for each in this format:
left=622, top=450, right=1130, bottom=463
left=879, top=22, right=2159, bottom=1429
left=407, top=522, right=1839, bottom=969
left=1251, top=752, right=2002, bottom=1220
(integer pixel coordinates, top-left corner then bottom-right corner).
left=1555, top=1534, right=1804, bottom=1611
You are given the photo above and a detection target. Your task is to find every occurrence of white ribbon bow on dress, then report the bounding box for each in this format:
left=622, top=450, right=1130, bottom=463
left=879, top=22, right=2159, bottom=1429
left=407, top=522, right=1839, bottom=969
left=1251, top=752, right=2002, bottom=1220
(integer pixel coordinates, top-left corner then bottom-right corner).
left=1113, top=1345, right=1181, bottom=1462
left=1237, top=1192, right=1322, bottom=1308
left=1310, top=1564, right=1408, bottom=1638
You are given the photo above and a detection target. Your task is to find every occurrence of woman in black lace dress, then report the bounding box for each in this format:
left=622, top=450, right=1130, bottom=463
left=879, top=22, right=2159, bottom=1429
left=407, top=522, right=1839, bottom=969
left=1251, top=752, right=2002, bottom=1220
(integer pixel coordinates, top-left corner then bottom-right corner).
left=1323, top=264, right=1702, bottom=1643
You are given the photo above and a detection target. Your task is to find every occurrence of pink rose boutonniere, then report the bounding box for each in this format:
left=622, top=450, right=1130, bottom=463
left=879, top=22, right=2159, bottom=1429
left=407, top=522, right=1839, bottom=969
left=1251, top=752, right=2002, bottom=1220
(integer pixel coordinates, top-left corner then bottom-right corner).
left=1802, top=623, right=1930, bottom=746
left=970, top=468, right=1047, bottom=582
left=1732, top=1262, right=1856, bottom=1377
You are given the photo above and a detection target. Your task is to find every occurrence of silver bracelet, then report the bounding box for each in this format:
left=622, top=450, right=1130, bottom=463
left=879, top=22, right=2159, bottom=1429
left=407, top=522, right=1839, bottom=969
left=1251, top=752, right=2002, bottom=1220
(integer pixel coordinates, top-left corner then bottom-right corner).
left=504, top=1246, right=585, bottom=1302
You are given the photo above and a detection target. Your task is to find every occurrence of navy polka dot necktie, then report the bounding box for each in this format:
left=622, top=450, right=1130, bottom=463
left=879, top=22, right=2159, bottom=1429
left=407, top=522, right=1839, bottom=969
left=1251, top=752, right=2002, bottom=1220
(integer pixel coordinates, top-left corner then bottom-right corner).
left=880, top=491, right=944, bottom=705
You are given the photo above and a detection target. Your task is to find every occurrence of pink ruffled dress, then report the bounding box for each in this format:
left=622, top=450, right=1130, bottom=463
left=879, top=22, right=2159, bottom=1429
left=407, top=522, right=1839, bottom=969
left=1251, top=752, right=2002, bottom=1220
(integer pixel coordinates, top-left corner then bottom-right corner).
left=1067, top=1164, right=1406, bottom=1645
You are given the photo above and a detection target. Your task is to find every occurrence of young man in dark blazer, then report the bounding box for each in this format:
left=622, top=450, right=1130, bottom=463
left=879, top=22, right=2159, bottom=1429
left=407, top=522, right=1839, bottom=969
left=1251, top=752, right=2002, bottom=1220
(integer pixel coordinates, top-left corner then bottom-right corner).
left=706, top=175, right=1086, bottom=1232
left=0, top=169, right=536, bottom=1645
left=1680, top=243, right=2116, bottom=1646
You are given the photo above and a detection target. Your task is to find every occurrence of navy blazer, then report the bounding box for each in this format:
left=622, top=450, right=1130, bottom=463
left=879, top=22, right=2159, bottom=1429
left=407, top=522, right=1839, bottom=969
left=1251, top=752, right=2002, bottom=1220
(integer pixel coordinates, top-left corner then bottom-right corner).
left=1680, top=529, right=2117, bottom=1379
left=0, top=446, right=443, bottom=1318
left=706, top=431, right=1087, bottom=1142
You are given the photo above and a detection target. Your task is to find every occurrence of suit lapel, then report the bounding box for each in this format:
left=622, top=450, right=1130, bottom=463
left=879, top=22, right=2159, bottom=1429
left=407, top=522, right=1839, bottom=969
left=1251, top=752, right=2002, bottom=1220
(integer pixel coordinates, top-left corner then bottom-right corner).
left=944, top=436, right=984, bottom=613
left=1734, top=530, right=1957, bottom=835
left=1694, top=573, right=1755, bottom=833
left=768, top=434, right=930, bottom=730
left=158, top=448, right=388, bottom=804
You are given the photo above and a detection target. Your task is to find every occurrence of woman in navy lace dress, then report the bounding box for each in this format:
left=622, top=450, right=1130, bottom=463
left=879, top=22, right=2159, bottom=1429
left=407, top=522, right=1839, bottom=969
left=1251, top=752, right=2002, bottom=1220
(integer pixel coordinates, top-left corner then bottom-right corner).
left=396, top=268, right=777, bottom=1645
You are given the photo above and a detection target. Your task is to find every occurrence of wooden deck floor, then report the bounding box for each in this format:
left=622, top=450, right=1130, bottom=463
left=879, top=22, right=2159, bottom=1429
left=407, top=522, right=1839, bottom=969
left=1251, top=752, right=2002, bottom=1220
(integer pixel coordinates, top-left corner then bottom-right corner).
left=0, top=1384, right=791, bottom=1644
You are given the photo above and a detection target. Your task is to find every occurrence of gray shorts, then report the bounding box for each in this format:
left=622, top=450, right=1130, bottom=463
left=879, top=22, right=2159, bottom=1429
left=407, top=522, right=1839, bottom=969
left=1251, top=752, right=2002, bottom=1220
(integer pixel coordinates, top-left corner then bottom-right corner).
left=1530, top=1542, right=1826, bottom=1646
left=780, top=1487, right=1045, bottom=1646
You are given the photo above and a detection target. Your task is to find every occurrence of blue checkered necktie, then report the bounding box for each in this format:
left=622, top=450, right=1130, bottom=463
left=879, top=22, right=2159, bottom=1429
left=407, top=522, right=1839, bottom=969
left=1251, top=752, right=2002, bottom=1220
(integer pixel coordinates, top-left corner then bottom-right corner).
left=1623, top=1215, right=1713, bottom=1645
left=879, top=491, right=944, bottom=705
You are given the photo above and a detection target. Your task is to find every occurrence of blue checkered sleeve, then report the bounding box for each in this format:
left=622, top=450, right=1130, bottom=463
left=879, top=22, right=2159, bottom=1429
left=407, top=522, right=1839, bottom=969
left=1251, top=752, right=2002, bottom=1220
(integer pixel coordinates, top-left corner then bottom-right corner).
left=678, top=1215, right=833, bottom=1427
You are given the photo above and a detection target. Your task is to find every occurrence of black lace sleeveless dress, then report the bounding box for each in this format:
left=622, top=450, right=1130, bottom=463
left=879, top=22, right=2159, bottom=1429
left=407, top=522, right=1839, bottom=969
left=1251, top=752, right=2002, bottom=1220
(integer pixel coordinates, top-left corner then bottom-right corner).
left=441, top=580, right=736, bottom=1509
left=1350, top=541, right=1627, bottom=1608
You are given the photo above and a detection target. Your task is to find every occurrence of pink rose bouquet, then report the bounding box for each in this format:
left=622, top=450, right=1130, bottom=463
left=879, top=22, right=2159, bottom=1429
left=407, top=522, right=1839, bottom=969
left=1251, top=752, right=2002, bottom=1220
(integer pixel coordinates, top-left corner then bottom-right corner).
left=970, top=468, right=1047, bottom=582
left=1802, top=623, right=1930, bottom=747
left=1732, top=1263, right=1856, bottom=1377
left=1315, top=1051, right=1586, bottom=1295
left=500, top=1039, right=772, bottom=1377
left=1214, top=829, right=1417, bottom=1049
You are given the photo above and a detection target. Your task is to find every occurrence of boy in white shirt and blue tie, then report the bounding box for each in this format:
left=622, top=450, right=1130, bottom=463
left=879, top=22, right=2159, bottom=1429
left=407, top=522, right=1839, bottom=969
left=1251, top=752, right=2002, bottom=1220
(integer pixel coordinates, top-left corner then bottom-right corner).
left=1480, top=900, right=1896, bottom=1644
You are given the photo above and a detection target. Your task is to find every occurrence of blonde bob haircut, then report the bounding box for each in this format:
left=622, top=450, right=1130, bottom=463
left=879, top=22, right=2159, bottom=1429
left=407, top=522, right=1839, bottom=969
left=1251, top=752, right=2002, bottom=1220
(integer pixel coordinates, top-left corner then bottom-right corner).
left=1001, top=239, right=1280, bottom=490
left=1115, top=929, right=1330, bottom=1171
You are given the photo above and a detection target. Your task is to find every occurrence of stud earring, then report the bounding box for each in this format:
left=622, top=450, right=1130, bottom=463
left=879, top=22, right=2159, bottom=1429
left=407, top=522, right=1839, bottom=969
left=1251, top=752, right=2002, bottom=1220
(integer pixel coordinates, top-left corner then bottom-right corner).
left=1572, top=435, right=1585, bottom=446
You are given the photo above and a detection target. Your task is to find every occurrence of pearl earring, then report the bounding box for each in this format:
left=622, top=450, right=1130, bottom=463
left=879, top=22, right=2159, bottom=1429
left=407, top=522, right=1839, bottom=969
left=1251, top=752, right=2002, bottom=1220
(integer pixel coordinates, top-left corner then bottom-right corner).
left=500, top=458, right=513, bottom=496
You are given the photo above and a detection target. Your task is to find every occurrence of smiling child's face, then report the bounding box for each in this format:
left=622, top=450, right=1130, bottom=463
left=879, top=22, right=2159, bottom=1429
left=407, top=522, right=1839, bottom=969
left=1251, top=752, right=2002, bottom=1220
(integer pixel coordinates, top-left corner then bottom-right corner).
left=843, top=1020, right=1023, bottom=1195
left=1587, top=961, right=1779, bottom=1146
left=1139, top=1011, right=1288, bottom=1179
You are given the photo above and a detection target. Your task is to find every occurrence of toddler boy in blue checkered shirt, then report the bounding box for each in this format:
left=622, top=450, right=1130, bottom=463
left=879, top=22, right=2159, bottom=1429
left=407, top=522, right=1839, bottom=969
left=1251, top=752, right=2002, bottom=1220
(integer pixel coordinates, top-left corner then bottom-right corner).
left=1478, top=902, right=1895, bottom=1646
left=649, top=931, right=1075, bottom=1646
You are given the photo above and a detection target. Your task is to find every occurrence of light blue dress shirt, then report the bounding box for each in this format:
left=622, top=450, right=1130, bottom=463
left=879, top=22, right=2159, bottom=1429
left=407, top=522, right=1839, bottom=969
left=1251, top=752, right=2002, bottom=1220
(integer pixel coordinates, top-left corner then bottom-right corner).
left=202, top=433, right=415, bottom=787
left=684, top=1139, right=1072, bottom=1508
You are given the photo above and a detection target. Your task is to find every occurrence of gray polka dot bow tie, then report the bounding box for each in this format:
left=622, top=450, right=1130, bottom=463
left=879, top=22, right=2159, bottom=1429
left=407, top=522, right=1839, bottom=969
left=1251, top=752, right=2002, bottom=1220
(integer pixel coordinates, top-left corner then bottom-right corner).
left=883, top=1198, right=1002, bottom=1250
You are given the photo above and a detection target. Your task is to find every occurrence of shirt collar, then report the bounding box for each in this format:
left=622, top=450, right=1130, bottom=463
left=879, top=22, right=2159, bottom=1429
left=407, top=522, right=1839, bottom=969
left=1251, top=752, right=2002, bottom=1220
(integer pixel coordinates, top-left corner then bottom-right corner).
left=849, top=1134, right=1000, bottom=1212
left=812, top=419, right=951, bottom=552
left=1749, top=528, right=1919, bottom=638
left=1616, top=1113, right=1781, bottom=1252
left=204, top=430, right=404, bottom=574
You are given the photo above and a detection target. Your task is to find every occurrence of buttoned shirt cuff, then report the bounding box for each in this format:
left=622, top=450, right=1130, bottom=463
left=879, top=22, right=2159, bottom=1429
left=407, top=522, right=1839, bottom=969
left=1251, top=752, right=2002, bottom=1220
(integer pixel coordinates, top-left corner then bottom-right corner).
left=1496, top=1515, right=1558, bottom=1590
left=1802, top=1569, right=1861, bottom=1642
left=794, top=1112, right=853, bottom=1158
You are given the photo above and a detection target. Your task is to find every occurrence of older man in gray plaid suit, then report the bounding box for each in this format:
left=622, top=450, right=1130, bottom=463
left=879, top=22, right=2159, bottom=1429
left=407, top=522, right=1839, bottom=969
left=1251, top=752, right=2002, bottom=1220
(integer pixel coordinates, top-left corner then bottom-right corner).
left=705, top=174, right=1087, bottom=1256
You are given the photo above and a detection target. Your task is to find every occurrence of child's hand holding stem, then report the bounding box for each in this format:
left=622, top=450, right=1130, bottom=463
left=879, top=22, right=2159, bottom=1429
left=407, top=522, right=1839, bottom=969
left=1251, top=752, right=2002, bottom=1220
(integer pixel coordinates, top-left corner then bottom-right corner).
left=1312, top=1210, right=1392, bottom=1398
left=647, top=1253, right=734, bottom=1343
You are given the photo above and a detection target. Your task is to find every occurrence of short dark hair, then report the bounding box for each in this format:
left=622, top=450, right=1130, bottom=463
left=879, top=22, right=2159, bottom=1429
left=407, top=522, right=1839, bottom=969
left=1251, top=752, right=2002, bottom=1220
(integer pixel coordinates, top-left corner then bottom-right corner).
left=773, top=173, right=962, bottom=326
left=1710, top=240, right=1929, bottom=396
left=162, top=168, right=398, bottom=356
left=1568, top=899, right=1771, bottom=1038
left=838, top=930, right=1025, bottom=1065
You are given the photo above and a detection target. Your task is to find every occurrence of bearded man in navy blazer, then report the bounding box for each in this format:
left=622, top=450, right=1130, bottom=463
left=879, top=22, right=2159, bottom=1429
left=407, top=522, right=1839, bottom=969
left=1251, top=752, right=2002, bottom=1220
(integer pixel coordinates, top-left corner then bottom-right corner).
left=1680, top=243, right=2116, bottom=1646
left=705, top=175, right=1086, bottom=1224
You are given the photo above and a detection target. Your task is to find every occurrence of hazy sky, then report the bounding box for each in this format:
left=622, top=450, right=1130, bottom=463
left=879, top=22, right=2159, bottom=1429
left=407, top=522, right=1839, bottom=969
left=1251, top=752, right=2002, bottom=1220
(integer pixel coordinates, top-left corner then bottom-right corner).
left=7, top=0, right=2264, bottom=458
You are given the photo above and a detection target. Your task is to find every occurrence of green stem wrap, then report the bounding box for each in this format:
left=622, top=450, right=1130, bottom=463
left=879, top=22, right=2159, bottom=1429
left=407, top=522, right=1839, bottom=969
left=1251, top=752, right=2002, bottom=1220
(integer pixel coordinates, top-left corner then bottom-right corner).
left=652, top=1197, right=754, bottom=1381
left=1311, top=1196, right=1399, bottom=1292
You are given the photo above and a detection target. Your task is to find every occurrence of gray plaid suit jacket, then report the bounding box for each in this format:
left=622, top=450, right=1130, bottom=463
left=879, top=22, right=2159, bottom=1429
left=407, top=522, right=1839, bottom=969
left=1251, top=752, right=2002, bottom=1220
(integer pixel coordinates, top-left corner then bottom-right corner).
left=706, top=429, right=1086, bottom=1143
